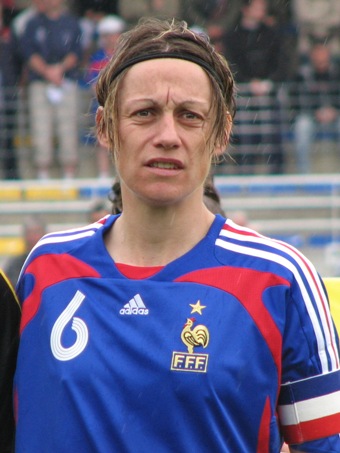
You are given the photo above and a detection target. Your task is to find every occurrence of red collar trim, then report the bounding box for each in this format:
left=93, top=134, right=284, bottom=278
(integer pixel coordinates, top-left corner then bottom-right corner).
left=116, top=263, right=164, bottom=279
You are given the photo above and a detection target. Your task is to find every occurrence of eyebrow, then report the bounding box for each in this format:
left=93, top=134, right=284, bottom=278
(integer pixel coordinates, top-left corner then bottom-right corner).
left=122, top=97, right=211, bottom=109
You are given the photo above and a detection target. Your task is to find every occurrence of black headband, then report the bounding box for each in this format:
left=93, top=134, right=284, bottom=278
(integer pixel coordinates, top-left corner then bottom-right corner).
left=109, top=52, right=225, bottom=93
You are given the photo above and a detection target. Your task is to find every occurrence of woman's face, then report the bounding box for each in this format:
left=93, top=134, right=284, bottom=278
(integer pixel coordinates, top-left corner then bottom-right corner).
left=103, top=58, right=223, bottom=208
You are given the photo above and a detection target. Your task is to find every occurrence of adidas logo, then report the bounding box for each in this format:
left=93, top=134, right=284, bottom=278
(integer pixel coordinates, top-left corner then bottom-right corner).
left=120, top=294, right=149, bottom=315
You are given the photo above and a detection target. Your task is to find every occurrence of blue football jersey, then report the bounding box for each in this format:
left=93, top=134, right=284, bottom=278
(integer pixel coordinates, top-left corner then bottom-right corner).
left=14, top=215, right=340, bottom=452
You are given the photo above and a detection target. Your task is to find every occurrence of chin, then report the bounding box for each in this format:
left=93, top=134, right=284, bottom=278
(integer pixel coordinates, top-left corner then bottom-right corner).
left=141, top=185, right=186, bottom=204
left=144, top=196, right=181, bottom=208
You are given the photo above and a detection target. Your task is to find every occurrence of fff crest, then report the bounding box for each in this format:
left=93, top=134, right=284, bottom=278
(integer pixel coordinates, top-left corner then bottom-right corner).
left=171, top=317, right=209, bottom=373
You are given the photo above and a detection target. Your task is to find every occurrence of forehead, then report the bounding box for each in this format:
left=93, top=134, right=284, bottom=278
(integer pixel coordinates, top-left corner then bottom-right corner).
left=118, top=58, right=213, bottom=102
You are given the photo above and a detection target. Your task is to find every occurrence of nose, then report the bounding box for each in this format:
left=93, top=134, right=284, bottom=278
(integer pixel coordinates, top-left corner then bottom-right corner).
left=153, top=113, right=181, bottom=150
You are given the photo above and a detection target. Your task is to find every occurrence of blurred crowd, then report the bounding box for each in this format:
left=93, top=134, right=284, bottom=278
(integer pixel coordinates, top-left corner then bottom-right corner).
left=1, top=0, right=340, bottom=179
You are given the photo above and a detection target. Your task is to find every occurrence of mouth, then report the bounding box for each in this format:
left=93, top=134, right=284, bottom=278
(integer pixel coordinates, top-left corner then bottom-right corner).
left=146, top=159, right=183, bottom=170
left=148, top=162, right=180, bottom=169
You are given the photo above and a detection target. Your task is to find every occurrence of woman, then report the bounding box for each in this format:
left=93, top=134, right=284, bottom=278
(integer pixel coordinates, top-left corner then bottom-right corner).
left=14, top=19, right=340, bottom=452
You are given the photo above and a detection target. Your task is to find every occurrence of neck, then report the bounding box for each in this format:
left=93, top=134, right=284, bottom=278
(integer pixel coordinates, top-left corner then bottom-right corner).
left=105, top=200, right=215, bottom=266
left=46, top=6, right=64, bottom=19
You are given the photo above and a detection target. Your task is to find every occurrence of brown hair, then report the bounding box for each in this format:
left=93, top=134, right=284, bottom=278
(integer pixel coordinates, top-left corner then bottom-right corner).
left=96, top=17, right=235, bottom=159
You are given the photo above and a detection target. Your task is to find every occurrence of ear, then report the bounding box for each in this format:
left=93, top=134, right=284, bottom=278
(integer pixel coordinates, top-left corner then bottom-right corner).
left=96, top=106, right=110, bottom=149
left=213, top=112, right=233, bottom=157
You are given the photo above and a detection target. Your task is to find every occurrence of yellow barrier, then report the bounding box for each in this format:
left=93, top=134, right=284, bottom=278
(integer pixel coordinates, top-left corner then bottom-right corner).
left=25, top=186, right=78, bottom=200
left=0, top=187, right=22, bottom=201
left=323, top=278, right=340, bottom=335
left=0, top=238, right=25, bottom=256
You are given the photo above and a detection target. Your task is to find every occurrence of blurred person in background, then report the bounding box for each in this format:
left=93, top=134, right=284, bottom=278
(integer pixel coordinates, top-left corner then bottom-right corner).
left=203, top=174, right=226, bottom=215
left=12, top=0, right=31, bottom=10
left=223, top=0, right=287, bottom=175
left=88, top=198, right=110, bottom=223
left=11, top=0, right=44, bottom=39
left=70, top=0, right=118, bottom=17
left=21, top=0, right=82, bottom=179
left=181, top=0, right=242, bottom=53
left=72, top=0, right=119, bottom=66
left=291, top=0, right=340, bottom=59
left=108, top=178, right=122, bottom=214
left=1, top=0, right=49, bottom=181
left=181, top=0, right=296, bottom=70
left=118, top=0, right=181, bottom=28
left=290, top=40, right=340, bottom=173
left=85, top=14, right=126, bottom=179
left=0, top=4, right=21, bottom=179
left=4, top=215, right=46, bottom=287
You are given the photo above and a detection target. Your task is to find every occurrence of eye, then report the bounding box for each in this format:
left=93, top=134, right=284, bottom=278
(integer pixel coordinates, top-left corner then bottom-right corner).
left=129, top=108, right=155, bottom=122
left=183, top=111, right=198, bottom=119
left=181, top=110, right=205, bottom=125
left=135, top=109, right=151, bottom=117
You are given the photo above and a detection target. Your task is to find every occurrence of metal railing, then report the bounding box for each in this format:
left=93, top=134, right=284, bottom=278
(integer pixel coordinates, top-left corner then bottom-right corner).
left=1, top=82, right=339, bottom=176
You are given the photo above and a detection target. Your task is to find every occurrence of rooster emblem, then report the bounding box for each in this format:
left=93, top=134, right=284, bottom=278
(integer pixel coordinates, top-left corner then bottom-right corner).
left=181, top=318, right=209, bottom=354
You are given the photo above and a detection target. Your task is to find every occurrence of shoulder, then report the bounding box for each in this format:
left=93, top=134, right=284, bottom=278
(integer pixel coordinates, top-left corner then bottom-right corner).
left=216, top=219, right=316, bottom=282
left=17, top=219, right=111, bottom=294
left=28, top=219, right=109, bottom=260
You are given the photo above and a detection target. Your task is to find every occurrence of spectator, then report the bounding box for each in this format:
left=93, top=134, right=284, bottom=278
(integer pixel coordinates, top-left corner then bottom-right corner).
left=0, top=5, right=22, bottom=179
left=88, top=198, right=110, bottom=223
left=21, top=0, right=82, bottom=179
left=118, top=0, right=181, bottom=28
left=0, top=269, right=20, bottom=453
left=290, top=41, right=340, bottom=173
left=108, top=178, right=122, bottom=214
left=223, top=0, right=287, bottom=174
left=69, top=0, right=119, bottom=64
left=4, top=215, right=46, bottom=287
left=12, top=0, right=30, bottom=10
left=203, top=174, right=226, bottom=215
left=181, top=0, right=241, bottom=53
left=1, top=0, right=20, bottom=24
left=85, top=14, right=126, bottom=178
left=266, top=0, right=297, bottom=79
left=291, top=0, right=340, bottom=58
left=91, top=14, right=125, bottom=69
left=70, top=0, right=118, bottom=17
left=0, top=0, right=48, bottom=181
left=11, top=0, right=44, bottom=38
left=10, top=0, right=47, bottom=79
